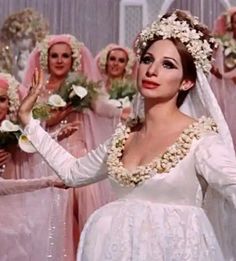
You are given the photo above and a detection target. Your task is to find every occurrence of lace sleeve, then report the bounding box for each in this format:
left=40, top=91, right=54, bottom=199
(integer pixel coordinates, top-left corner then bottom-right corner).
left=0, top=176, right=58, bottom=195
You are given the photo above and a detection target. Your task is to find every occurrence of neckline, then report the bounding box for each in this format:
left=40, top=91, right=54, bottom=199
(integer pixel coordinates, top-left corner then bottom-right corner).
left=120, top=117, right=203, bottom=173
left=107, top=116, right=217, bottom=187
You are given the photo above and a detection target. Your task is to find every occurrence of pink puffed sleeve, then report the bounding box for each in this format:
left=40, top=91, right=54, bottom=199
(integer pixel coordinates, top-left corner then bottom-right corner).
left=0, top=176, right=59, bottom=196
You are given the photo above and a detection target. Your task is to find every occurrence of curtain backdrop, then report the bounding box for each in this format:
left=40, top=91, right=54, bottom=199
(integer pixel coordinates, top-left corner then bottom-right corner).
left=147, top=0, right=235, bottom=31
left=0, top=0, right=236, bottom=54
left=0, top=0, right=120, bottom=55
left=168, top=0, right=231, bottom=30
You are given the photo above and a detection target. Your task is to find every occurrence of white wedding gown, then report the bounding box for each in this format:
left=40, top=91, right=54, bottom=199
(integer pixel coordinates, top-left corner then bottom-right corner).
left=24, top=117, right=236, bottom=261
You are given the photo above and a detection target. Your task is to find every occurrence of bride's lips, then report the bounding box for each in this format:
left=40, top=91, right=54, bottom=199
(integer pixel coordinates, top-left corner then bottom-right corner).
left=142, top=80, right=160, bottom=89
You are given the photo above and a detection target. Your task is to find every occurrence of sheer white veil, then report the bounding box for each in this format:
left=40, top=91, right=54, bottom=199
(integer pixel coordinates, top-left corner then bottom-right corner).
left=132, top=69, right=236, bottom=260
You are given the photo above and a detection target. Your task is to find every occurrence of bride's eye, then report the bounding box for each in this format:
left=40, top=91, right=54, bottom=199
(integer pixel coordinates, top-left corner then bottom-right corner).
left=140, top=54, right=154, bottom=64
left=162, top=60, right=177, bottom=69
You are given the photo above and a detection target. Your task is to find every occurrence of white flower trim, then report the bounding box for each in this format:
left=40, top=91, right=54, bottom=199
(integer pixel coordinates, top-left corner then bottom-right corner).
left=97, top=45, right=136, bottom=77
left=37, top=35, right=84, bottom=72
left=107, top=116, right=218, bottom=187
left=0, top=73, right=20, bottom=122
left=134, top=12, right=216, bottom=74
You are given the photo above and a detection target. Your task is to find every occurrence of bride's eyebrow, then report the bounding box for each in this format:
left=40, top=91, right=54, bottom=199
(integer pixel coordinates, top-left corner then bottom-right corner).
left=163, top=56, right=179, bottom=66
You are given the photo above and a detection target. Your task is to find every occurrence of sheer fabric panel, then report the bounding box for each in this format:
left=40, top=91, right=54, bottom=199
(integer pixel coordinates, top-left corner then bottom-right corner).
left=0, top=0, right=120, bottom=55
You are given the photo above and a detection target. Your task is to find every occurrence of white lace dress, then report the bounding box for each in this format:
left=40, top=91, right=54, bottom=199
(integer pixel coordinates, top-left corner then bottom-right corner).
left=24, top=117, right=236, bottom=261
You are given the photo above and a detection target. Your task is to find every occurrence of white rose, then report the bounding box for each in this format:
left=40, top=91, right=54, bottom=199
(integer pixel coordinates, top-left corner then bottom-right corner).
left=0, top=120, right=20, bottom=132
left=72, top=85, right=88, bottom=99
left=48, top=94, right=66, bottom=107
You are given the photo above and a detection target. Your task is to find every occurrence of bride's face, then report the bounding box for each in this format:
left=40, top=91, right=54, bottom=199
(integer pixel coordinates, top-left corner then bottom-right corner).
left=137, top=39, right=184, bottom=103
left=0, top=87, right=9, bottom=122
left=48, top=43, right=73, bottom=78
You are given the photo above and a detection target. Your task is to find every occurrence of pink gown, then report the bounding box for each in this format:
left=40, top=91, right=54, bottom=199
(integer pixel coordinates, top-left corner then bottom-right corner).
left=210, top=44, right=236, bottom=149
left=0, top=150, right=65, bottom=261
left=9, top=87, right=81, bottom=260
left=82, top=50, right=139, bottom=218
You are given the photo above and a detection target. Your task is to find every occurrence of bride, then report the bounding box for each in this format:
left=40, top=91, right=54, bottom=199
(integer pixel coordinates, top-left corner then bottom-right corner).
left=19, top=10, right=236, bottom=261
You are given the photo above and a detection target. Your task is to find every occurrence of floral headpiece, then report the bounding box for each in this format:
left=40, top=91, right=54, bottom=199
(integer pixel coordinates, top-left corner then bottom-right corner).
left=37, top=34, right=84, bottom=72
left=0, top=73, right=21, bottom=122
left=97, top=44, right=137, bottom=77
left=134, top=12, right=216, bottom=74
left=1, top=8, right=49, bottom=43
left=213, top=8, right=236, bottom=35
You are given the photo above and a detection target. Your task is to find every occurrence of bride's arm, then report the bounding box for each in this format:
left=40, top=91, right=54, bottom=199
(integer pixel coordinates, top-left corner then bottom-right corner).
left=23, top=117, right=109, bottom=187
left=0, top=176, right=63, bottom=196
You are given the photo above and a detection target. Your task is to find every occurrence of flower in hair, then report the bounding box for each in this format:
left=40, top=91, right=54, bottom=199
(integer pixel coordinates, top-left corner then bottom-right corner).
left=1, top=8, right=49, bottom=43
left=134, top=12, right=216, bottom=74
left=0, top=73, right=21, bottom=122
left=37, top=35, right=84, bottom=72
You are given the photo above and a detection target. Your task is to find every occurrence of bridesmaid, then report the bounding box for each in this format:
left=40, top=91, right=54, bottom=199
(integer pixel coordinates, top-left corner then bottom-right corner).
left=0, top=72, right=64, bottom=260
left=210, top=7, right=236, bottom=149
left=23, top=34, right=111, bottom=253
left=84, top=43, right=138, bottom=150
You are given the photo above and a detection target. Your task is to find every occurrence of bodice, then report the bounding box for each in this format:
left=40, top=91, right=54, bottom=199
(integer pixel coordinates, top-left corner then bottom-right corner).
left=110, top=140, right=204, bottom=207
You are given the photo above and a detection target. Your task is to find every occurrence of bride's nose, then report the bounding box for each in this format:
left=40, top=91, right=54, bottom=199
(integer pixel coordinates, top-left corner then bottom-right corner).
left=145, top=62, right=158, bottom=77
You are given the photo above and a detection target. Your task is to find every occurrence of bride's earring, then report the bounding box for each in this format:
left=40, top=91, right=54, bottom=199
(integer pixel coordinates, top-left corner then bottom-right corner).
left=180, top=85, right=187, bottom=91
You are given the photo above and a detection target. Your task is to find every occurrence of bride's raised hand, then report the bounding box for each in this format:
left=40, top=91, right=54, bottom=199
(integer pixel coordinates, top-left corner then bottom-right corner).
left=18, top=69, right=44, bottom=127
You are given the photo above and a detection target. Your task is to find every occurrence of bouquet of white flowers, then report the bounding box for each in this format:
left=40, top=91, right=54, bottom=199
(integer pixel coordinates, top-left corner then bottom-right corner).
left=32, top=72, right=99, bottom=120
left=107, top=78, right=137, bottom=109
left=0, top=120, right=36, bottom=153
left=218, top=34, right=236, bottom=70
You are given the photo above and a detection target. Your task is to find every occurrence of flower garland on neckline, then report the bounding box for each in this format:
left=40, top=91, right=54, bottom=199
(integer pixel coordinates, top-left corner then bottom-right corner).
left=107, top=116, right=218, bottom=188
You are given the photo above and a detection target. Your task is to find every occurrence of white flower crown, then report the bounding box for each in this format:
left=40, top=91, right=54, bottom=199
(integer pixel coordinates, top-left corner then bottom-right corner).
left=37, top=35, right=84, bottom=72
left=98, top=45, right=137, bottom=77
left=1, top=8, right=49, bottom=43
left=134, top=12, right=216, bottom=74
left=0, top=73, right=21, bottom=122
